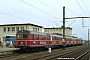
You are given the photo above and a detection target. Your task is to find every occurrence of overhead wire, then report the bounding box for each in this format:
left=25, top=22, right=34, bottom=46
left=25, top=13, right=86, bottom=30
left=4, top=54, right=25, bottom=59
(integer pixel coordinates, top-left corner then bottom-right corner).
left=38, top=0, right=62, bottom=26
left=66, top=8, right=90, bottom=28
left=0, top=4, right=52, bottom=21
left=53, top=21, right=60, bottom=27
left=21, top=0, right=60, bottom=20
left=66, top=8, right=82, bottom=16
left=76, top=0, right=90, bottom=27
left=0, top=0, right=87, bottom=38
left=80, top=0, right=90, bottom=27
left=38, top=0, right=62, bottom=14
left=0, top=4, right=23, bottom=13
left=0, top=11, right=39, bottom=24
left=38, top=0, right=62, bottom=27
left=21, top=0, right=61, bottom=27
left=72, top=26, right=87, bottom=38
left=38, top=0, right=88, bottom=39
left=68, top=20, right=75, bottom=27
left=72, top=21, right=87, bottom=39
left=75, top=0, right=87, bottom=16
left=80, top=0, right=90, bottom=14
left=0, top=3, right=60, bottom=27
left=66, top=8, right=83, bottom=27
left=65, top=8, right=87, bottom=38
left=1, top=12, right=29, bottom=22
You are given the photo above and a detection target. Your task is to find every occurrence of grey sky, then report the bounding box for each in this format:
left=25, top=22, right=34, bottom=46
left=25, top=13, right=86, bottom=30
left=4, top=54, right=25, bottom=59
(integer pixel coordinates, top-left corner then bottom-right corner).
left=0, top=0, right=90, bottom=40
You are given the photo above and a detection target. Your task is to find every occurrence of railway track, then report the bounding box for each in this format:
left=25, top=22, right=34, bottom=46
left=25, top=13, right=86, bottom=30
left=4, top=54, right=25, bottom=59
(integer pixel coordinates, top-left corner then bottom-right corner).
left=0, top=44, right=89, bottom=60
left=29, top=45, right=89, bottom=60
left=76, top=50, right=90, bottom=60
left=50, top=47, right=90, bottom=60
left=13, top=45, right=89, bottom=60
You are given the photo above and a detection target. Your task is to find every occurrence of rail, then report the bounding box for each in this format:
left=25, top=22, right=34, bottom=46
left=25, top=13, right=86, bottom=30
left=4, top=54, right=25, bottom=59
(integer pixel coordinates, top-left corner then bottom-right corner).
left=75, top=50, right=90, bottom=60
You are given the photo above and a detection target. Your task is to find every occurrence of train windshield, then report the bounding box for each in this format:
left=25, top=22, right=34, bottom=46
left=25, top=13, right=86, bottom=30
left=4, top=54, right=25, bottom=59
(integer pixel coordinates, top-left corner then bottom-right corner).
left=17, top=34, right=28, bottom=39
left=17, top=34, right=23, bottom=38
left=23, top=34, right=28, bottom=39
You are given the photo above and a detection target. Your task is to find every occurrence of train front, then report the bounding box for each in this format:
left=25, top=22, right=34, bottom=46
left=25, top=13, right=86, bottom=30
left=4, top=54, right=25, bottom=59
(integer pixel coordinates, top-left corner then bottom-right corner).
left=15, top=30, right=30, bottom=49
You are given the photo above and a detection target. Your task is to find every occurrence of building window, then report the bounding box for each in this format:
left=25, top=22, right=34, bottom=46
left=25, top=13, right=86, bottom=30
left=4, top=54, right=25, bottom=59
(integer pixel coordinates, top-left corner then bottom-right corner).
left=57, top=29, right=58, bottom=31
left=60, top=29, right=61, bottom=31
left=51, top=29, right=52, bottom=31
left=45, top=30, right=47, bottom=32
left=38, top=28, right=39, bottom=32
left=55, top=29, right=56, bottom=31
left=8, top=27, right=10, bottom=32
left=21, top=27, right=24, bottom=30
left=12, top=27, right=15, bottom=31
left=36, top=28, right=37, bottom=32
left=16, top=27, right=19, bottom=31
left=3, top=27, right=6, bottom=32
left=33, top=27, right=35, bottom=31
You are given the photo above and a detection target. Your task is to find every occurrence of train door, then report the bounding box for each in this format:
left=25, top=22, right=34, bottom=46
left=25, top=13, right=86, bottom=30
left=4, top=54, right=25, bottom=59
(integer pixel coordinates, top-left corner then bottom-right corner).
left=50, top=36, right=52, bottom=46
left=23, top=34, right=28, bottom=46
left=33, top=34, right=39, bottom=45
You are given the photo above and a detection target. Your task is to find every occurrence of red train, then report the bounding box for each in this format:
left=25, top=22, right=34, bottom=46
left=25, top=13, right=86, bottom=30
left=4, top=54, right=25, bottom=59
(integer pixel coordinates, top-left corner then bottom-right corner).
left=15, top=30, right=83, bottom=51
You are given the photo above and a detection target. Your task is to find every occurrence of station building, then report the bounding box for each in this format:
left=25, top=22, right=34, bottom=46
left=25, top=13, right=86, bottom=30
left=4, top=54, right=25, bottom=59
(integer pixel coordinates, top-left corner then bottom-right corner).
left=44, top=27, right=72, bottom=36
left=0, top=23, right=43, bottom=45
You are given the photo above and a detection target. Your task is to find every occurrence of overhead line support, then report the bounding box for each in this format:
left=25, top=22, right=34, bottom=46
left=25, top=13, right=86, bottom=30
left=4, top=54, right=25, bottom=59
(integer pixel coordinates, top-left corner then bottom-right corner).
left=62, top=6, right=90, bottom=50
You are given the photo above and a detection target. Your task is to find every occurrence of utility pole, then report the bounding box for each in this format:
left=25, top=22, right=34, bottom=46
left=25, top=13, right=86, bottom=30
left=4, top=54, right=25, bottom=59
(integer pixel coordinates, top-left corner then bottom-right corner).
left=88, top=29, right=89, bottom=45
left=62, top=6, right=66, bottom=50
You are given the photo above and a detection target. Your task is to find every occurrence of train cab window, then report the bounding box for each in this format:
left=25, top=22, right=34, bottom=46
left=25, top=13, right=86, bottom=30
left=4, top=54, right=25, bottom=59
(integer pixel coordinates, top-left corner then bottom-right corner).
left=23, top=34, right=28, bottom=38
left=17, top=34, right=22, bottom=38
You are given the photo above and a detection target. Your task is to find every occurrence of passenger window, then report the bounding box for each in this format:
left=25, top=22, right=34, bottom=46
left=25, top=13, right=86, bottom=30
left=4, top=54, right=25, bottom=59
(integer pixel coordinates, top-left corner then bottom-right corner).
left=36, top=35, right=38, bottom=40
left=42, top=35, right=46, bottom=40
left=23, top=34, right=28, bottom=38
left=52, top=37, right=55, bottom=40
left=32, top=34, right=34, bottom=40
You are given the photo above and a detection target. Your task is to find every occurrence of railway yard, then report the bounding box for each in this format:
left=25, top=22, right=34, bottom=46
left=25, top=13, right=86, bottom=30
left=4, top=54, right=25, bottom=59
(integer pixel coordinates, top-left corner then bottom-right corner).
left=0, top=44, right=89, bottom=60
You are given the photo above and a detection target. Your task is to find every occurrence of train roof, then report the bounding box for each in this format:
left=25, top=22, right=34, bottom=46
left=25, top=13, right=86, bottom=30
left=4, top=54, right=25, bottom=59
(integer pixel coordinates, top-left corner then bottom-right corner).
left=16, top=30, right=83, bottom=40
left=49, top=34, right=63, bottom=37
left=16, top=30, right=47, bottom=35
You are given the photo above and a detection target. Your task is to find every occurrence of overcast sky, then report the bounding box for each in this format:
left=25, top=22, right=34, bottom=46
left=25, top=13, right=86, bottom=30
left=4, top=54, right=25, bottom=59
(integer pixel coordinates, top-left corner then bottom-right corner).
left=0, top=0, right=90, bottom=40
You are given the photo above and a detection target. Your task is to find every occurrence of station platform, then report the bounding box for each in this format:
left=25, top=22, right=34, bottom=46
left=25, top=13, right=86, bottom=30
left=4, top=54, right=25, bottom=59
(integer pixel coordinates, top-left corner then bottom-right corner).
left=0, top=46, right=17, bottom=52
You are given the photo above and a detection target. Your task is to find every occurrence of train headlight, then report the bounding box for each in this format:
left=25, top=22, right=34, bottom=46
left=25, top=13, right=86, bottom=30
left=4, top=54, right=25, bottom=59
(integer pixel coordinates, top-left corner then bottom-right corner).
left=33, top=41, right=35, bottom=43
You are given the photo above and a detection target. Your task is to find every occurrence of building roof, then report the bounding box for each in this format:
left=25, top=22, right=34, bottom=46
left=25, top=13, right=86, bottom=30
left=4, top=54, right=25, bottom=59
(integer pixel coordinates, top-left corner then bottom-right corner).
left=0, top=23, right=43, bottom=28
left=44, top=27, right=72, bottom=29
